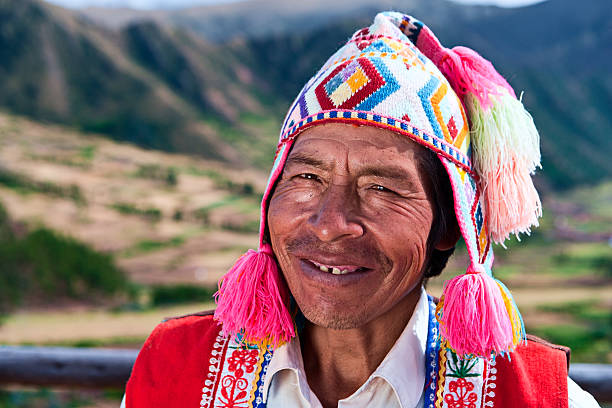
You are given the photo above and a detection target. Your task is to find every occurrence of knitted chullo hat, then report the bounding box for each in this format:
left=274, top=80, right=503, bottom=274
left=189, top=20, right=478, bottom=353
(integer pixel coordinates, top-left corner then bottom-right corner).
left=214, top=12, right=541, bottom=360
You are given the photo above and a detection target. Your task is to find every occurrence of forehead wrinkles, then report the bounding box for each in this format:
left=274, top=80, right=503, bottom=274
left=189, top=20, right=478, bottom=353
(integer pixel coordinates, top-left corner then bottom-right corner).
left=349, top=139, right=419, bottom=168
left=289, top=135, right=420, bottom=176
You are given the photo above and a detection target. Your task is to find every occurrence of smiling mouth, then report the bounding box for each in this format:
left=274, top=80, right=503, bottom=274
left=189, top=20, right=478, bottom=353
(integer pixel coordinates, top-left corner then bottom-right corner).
left=307, top=259, right=368, bottom=275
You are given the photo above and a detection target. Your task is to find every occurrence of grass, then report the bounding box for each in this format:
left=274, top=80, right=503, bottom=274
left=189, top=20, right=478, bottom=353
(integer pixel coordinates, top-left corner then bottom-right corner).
left=24, top=145, right=97, bottom=170
left=531, top=300, right=612, bottom=363
left=552, top=245, right=612, bottom=278
left=530, top=324, right=612, bottom=363
left=195, top=195, right=243, bottom=212
left=481, top=235, right=612, bottom=281
left=0, top=388, right=91, bottom=408
left=0, top=296, right=216, bottom=346
left=237, top=112, right=281, bottom=169
left=0, top=201, right=129, bottom=314
left=78, top=145, right=96, bottom=161
left=192, top=195, right=259, bottom=228
left=26, top=153, right=92, bottom=169
left=220, top=219, right=260, bottom=234
left=109, top=202, right=162, bottom=221
left=120, top=236, right=186, bottom=257
left=0, top=388, right=122, bottom=407
left=0, top=167, right=85, bottom=205
left=561, top=181, right=612, bottom=219
left=184, top=166, right=259, bottom=198
left=149, top=284, right=216, bottom=307
left=133, top=163, right=178, bottom=186
left=23, top=335, right=147, bottom=348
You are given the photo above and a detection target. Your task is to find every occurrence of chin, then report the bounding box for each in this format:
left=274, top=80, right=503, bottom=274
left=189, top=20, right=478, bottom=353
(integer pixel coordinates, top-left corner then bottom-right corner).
left=300, top=305, right=369, bottom=330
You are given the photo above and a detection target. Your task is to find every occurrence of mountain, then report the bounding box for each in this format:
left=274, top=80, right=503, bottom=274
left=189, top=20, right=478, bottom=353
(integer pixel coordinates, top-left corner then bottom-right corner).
left=0, top=0, right=279, bottom=165
left=1, top=0, right=610, bottom=190
left=78, top=0, right=473, bottom=41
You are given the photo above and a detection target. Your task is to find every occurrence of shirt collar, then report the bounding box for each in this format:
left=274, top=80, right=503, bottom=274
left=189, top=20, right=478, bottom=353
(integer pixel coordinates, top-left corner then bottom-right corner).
left=262, top=287, right=429, bottom=408
left=262, top=328, right=312, bottom=404
left=367, top=286, right=428, bottom=407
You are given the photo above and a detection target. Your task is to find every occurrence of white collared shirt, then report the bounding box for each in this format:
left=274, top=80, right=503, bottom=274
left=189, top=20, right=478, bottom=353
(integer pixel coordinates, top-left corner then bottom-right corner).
left=119, top=288, right=600, bottom=408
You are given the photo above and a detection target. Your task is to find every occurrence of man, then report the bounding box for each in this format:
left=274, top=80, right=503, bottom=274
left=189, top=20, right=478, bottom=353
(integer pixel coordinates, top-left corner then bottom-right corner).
left=124, top=12, right=600, bottom=407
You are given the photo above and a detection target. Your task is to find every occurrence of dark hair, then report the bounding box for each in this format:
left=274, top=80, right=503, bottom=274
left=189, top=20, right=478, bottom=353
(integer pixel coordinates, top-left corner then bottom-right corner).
left=418, top=148, right=458, bottom=279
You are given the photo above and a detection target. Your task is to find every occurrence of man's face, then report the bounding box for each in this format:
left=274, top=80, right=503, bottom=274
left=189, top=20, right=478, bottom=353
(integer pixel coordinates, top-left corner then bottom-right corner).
left=267, top=123, right=436, bottom=329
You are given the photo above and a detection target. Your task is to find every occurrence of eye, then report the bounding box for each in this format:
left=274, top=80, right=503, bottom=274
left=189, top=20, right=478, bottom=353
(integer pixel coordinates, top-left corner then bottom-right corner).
left=371, top=184, right=395, bottom=194
left=297, top=173, right=320, bottom=182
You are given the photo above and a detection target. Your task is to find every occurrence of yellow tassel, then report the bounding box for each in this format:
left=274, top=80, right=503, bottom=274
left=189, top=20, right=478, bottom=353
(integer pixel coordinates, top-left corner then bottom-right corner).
left=496, top=280, right=525, bottom=347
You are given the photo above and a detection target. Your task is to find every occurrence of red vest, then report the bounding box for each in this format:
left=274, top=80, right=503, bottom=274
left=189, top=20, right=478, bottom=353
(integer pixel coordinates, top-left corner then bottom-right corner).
left=126, top=313, right=569, bottom=408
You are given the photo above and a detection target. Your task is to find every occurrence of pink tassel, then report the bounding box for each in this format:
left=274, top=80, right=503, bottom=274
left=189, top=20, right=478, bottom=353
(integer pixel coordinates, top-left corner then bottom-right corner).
left=438, top=46, right=515, bottom=110
left=214, top=244, right=295, bottom=349
left=437, top=264, right=514, bottom=359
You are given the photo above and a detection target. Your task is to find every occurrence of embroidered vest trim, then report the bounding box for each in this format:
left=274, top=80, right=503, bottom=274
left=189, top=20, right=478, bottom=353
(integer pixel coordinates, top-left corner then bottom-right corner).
left=200, top=297, right=502, bottom=408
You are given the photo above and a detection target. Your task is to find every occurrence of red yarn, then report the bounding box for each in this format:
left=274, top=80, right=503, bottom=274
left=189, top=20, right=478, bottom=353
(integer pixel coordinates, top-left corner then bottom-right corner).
left=438, top=46, right=516, bottom=110
left=214, top=244, right=295, bottom=348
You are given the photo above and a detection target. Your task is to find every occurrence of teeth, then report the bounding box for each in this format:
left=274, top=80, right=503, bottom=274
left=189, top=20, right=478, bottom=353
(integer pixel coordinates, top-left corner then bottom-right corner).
left=313, top=261, right=357, bottom=275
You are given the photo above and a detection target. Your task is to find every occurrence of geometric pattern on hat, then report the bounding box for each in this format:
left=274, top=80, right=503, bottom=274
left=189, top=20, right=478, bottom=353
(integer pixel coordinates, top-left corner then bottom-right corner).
left=314, top=57, right=400, bottom=112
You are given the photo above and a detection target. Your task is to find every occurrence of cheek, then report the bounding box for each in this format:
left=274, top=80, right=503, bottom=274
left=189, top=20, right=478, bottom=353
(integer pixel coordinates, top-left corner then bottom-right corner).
left=368, top=200, right=434, bottom=271
left=267, top=180, right=325, bottom=247
left=268, top=186, right=310, bottom=233
left=269, top=181, right=320, bottom=213
left=267, top=194, right=291, bottom=248
left=267, top=188, right=312, bottom=267
left=363, top=196, right=434, bottom=235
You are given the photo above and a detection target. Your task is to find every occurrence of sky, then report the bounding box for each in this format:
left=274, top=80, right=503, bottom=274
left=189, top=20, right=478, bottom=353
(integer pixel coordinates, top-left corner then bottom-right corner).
left=46, top=0, right=545, bottom=10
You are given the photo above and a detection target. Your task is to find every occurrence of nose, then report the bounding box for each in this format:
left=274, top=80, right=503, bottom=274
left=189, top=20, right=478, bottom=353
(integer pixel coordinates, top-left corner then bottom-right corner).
left=307, top=183, right=364, bottom=242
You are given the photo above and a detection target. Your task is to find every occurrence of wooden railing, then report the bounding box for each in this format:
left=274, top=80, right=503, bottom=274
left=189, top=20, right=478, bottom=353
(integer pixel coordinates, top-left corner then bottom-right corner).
left=0, top=346, right=137, bottom=388
left=0, top=346, right=611, bottom=402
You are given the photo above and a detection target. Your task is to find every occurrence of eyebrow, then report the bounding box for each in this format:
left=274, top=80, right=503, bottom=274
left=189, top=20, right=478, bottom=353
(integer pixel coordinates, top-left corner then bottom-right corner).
left=357, top=165, right=413, bottom=181
left=285, top=152, right=331, bottom=171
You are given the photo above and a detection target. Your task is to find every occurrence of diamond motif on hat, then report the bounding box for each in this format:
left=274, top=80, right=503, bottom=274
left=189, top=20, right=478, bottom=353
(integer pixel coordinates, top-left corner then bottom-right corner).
left=419, top=79, right=469, bottom=148
left=315, top=57, right=399, bottom=111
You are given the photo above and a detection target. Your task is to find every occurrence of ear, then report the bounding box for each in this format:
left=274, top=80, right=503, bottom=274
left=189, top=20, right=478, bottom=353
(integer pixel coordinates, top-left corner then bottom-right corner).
left=434, top=214, right=461, bottom=251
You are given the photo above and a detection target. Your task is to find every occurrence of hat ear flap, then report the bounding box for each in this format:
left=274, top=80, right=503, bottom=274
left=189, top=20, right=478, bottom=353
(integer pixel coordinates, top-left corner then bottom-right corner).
left=435, top=47, right=537, bottom=357
left=406, top=19, right=537, bottom=359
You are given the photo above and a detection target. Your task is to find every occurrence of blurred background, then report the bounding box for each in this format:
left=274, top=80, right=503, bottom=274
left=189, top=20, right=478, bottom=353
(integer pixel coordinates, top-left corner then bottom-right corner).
left=0, top=0, right=610, bottom=405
